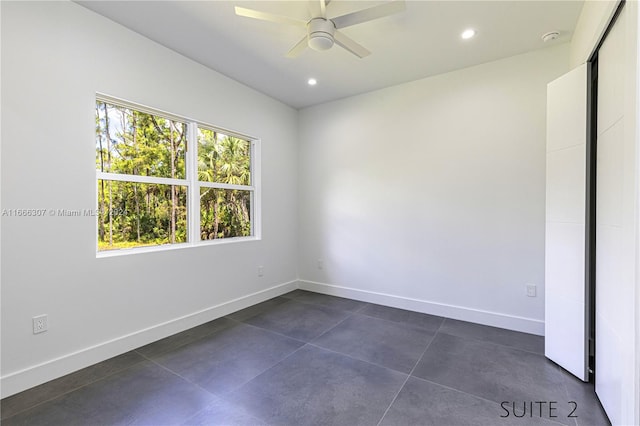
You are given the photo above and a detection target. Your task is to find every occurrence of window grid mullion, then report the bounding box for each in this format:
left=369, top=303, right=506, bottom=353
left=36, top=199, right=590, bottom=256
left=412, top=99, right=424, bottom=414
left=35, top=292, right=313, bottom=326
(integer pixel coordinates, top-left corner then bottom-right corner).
left=187, top=122, right=200, bottom=243
left=96, top=172, right=188, bottom=187
left=197, top=182, right=254, bottom=191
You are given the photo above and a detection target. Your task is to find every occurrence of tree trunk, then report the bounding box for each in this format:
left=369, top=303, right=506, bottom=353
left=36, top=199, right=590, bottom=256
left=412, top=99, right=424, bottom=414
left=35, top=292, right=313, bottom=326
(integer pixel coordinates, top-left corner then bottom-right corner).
left=102, top=102, right=113, bottom=246
left=132, top=113, right=141, bottom=242
left=146, top=181, right=151, bottom=215
left=96, top=105, right=106, bottom=242
left=213, top=199, right=219, bottom=239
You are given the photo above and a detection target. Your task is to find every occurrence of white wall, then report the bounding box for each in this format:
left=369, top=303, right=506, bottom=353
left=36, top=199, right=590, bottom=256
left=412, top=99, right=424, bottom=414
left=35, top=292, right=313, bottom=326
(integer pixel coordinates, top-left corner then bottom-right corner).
left=1, top=1, right=298, bottom=397
left=298, top=44, right=570, bottom=335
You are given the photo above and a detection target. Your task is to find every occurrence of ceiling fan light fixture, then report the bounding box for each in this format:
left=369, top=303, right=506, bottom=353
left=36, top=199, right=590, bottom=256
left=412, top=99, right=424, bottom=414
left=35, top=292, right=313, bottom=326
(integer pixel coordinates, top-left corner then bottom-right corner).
left=308, top=18, right=335, bottom=51
left=309, top=34, right=334, bottom=51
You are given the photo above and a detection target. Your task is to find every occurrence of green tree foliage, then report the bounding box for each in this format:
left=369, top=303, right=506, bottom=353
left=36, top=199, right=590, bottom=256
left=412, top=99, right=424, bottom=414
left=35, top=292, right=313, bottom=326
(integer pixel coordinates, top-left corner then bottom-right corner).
left=95, top=102, right=251, bottom=251
left=198, top=128, right=251, bottom=240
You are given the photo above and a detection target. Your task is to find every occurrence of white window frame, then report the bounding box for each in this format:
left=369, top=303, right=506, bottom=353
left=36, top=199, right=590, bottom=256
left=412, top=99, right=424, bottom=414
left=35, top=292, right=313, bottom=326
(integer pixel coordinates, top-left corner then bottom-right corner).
left=96, top=94, right=261, bottom=258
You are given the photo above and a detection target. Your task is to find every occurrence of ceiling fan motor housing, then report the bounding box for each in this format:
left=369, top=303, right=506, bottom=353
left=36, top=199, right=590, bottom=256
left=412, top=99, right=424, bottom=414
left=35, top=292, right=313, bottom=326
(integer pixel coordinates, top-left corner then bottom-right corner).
left=308, top=18, right=336, bottom=51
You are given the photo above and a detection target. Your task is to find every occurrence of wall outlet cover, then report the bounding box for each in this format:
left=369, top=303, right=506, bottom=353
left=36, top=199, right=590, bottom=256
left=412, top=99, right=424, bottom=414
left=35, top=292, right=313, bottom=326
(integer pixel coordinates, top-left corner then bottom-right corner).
left=33, top=314, right=48, bottom=334
left=526, top=284, right=537, bottom=297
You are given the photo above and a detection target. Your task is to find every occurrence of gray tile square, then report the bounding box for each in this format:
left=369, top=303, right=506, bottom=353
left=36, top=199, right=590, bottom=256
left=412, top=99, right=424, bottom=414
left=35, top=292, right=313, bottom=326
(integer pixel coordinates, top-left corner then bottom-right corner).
left=413, top=333, right=574, bottom=425
left=358, top=303, right=444, bottom=332
left=244, top=299, right=351, bottom=341
left=1, top=351, right=145, bottom=420
left=154, top=322, right=303, bottom=395
left=439, top=318, right=544, bottom=354
left=281, top=289, right=366, bottom=312
left=381, top=377, right=560, bottom=426
left=181, top=397, right=267, bottom=426
left=2, top=361, right=214, bottom=426
left=136, top=317, right=236, bottom=359
left=313, top=313, right=434, bottom=373
left=225, top=345, right=407, bottom=426
left=227, top=296, right=290, bottom=322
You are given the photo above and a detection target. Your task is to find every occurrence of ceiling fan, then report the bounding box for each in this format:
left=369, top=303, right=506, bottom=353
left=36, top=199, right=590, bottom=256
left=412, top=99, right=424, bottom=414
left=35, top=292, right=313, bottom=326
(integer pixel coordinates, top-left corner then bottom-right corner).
left=235, top=0, right=406, bottom=58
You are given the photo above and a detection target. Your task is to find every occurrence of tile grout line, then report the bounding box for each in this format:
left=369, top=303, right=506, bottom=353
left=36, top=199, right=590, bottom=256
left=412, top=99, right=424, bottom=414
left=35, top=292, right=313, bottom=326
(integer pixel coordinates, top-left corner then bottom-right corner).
left=232, top=297, right=364, bottom=344
left=136, top=353, right=267, bottom=426
left=180, top=401, right=266, bottom=426
left=1, top=353, right=147, bottom=421
left=214, top=342, right=311, bottom=407
left=308, top=305, right=362, bottom=342
left=133, top=351, right=218, bottom=398
left=438, top=317, right=547, bottom=356
left=557, top=369, right=580, bottom=426
left=353, top=307, right=543, bottom=357
left=3, top=317, right=236, bottom=420
left=352, top=302, right=370, bottom=314
left=292, top=289, right=544, bottom=356
left=375, top=317, right=445, bottom=426
left=428, top=322, right=573, bottom=426
left=225, top=316, right=310, bottom=345
left=139, top=329, right=304, bottom=403
left=408, top=375, right=570, bottom=426
left=213, top=307, right=368, bottom=400
left=436, top=329, right=546, bottom=357
left=305, top=342, right=410, bottom=376
left=139, top=336, right=309, bottom=426
left=306, top=315, right=444, bottom=375
left=133, top=318, right=237, bottom=360
left=345, top=310, right=445, bottom=335
left=411, top=375, right=507, bottom=408
left=355, top=311, right=444, bottom=330
left=282, top=291, right=368, bottom=314
left=413, top=320, right=573, bottom=426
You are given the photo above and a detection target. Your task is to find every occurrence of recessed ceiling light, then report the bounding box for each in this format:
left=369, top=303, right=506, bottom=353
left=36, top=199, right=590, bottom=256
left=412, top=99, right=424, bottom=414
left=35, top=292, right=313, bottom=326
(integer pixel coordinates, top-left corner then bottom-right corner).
left=461, top=29, right=476, bottom=40
left=308, top=78, right=317, bottom=86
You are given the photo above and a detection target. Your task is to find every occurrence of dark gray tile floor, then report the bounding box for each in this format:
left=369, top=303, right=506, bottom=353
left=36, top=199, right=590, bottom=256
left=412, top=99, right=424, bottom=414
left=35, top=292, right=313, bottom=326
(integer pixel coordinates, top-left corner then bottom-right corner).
left=1, top=290, right=611, bottom=426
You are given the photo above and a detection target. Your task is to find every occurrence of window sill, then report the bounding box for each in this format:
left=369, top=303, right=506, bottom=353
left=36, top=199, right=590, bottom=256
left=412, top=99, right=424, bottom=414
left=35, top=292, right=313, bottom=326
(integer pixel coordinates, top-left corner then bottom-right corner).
left=96, top=236, right=261, bottom=258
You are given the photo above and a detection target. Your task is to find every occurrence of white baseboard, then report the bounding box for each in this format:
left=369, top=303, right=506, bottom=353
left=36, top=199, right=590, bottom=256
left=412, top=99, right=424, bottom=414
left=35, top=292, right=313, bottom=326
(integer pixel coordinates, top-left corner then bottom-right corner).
left=0, top=280, right=297, bottom=399
left=298, top=280, right=544, bottom=336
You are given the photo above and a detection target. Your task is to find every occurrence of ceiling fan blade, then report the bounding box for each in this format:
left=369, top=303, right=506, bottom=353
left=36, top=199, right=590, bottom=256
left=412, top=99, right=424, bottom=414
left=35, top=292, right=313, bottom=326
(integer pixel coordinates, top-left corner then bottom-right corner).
left=331, top=0, right=405, bottom=29
left=334, top=31, right=371, bottom=58
left=235, top=7, right=306, bottom=28
left=286, top=36, right=308, bottom=58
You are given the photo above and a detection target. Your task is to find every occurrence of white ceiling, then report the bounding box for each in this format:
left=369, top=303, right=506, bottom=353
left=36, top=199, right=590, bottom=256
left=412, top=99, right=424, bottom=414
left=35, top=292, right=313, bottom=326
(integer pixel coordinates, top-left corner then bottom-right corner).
left=78, top=0, right=584, bottom=109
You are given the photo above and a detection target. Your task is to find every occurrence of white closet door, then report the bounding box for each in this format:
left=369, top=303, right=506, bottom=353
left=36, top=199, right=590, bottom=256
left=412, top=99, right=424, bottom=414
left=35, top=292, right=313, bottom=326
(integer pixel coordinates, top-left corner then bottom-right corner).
left=544, top=63, right=588, bottom=381
left=596, top=6, right=635, bottom=424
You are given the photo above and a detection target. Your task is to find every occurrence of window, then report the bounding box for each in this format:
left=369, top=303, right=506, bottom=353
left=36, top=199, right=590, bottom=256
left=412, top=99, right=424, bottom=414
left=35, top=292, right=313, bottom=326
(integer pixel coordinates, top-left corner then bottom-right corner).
left=95, top=95, right=259, bottom=254
left=198, top=128, right=253, bottom=240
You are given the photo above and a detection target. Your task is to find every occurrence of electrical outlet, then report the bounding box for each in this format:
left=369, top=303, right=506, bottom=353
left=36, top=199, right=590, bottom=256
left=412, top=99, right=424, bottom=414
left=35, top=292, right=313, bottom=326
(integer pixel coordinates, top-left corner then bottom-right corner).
left=258, top=265, right=264, bottom=277
left=33, top=314, right=48, bottom=334
left=317, top=259, right=324, bottom=270
left=526, top=284, right=537, bottom=297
